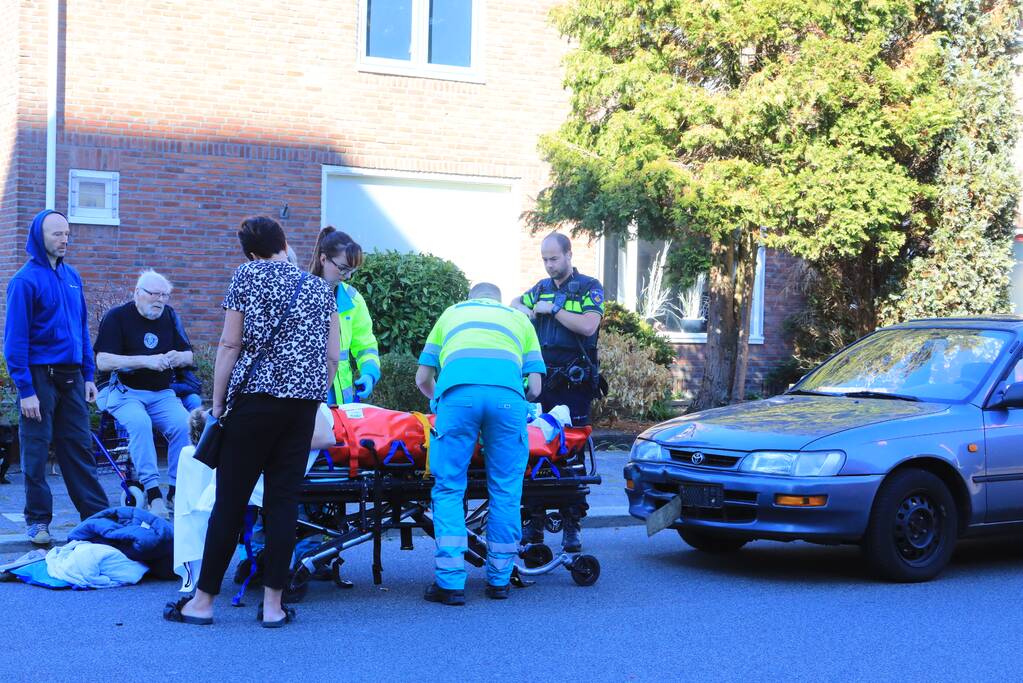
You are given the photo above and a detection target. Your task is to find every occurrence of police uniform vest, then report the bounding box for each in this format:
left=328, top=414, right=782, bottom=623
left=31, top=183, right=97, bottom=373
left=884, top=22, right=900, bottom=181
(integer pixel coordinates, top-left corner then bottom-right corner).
left=521, top=269, right=604, bottom=368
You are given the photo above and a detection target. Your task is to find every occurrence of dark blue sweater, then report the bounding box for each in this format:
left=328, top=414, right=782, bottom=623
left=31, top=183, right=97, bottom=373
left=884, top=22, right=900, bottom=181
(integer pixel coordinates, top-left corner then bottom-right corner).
left=3, top=210, right=95, bottom=399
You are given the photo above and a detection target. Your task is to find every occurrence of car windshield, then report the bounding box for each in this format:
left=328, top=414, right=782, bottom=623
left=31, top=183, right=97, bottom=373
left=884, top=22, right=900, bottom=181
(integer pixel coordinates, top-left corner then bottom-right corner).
left=794, top=328, right=1012, bottom=402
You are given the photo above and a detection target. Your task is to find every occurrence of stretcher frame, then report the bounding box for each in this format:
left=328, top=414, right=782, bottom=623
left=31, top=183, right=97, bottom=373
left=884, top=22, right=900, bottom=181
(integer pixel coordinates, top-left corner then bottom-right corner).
left=285, top=436, right=603, bottom=599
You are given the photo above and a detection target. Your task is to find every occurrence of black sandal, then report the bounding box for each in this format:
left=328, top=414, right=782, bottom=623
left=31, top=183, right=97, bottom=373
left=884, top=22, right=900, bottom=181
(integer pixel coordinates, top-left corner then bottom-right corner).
left=163, top=597, right=213, bottom=626
left=256, top=601, right=296, bottom=628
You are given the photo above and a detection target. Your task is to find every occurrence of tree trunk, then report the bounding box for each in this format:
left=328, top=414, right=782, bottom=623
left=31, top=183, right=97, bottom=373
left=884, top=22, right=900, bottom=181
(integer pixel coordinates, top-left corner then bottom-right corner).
left=730, top=231, right=757, bottom=402
left=690, top=235, right=738, bottom=412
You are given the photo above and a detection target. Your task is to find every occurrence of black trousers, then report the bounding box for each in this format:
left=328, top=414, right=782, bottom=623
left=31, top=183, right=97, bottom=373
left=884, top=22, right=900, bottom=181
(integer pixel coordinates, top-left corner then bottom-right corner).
left=197, top=393, right=318, bottom=595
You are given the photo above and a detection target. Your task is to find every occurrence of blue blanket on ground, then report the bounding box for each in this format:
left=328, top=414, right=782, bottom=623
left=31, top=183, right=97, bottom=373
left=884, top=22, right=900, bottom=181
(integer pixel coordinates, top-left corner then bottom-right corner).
left=69, top=506, right=175, bottom=578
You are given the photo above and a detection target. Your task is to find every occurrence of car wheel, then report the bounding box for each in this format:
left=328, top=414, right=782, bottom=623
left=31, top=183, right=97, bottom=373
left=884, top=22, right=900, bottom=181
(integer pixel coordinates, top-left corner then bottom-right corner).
left=677, top=529, right=748, bottom=553
left=862, top=469, right=957, bottom=582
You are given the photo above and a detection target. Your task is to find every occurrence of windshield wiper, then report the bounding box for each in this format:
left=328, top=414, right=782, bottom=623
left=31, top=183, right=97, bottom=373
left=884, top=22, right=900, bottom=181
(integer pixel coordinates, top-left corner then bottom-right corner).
left=841, top=390, right=920, bottom=402
left=785, top=389, right=839, bottom=397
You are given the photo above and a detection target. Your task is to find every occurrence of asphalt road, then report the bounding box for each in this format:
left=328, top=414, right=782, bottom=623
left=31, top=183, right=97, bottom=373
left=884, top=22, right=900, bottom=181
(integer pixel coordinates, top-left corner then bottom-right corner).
left=4, top=525, right=1023, bottom=682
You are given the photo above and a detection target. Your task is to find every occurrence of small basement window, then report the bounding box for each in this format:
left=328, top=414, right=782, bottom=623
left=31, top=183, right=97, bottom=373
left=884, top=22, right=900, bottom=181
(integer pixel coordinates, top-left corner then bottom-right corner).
left=68, top=169, right=119, bottom=226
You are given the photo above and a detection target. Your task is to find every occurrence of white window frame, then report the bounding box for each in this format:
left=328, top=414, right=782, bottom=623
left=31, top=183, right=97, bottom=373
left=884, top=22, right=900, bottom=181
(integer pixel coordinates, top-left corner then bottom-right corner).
left=357, top=0, right=485, bottom=83
left=67, top=169, right=120, bottom=226
left=604, top=236, right=766, bottom=345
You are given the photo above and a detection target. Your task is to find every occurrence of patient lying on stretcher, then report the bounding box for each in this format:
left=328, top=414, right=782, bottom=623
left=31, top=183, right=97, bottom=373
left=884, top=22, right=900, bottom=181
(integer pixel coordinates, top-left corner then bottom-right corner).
left=172, top=404, right=336, bottom=593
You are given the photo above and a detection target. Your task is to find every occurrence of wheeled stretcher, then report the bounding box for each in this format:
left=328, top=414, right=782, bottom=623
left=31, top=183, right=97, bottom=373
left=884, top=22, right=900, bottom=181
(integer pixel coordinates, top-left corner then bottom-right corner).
left=282, top=404, right=602, bottom=600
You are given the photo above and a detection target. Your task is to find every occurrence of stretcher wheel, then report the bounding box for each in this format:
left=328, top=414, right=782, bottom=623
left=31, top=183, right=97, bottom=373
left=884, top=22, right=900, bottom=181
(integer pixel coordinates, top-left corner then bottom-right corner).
left=521, top=543, right=554, bottom=569
left=544, top=512, right=563, bottom=534
left=570, top=555, right=600, bottom=587
left=120, top=484, right=145, bottom=508
left=305, top=502, right=342, bottom=527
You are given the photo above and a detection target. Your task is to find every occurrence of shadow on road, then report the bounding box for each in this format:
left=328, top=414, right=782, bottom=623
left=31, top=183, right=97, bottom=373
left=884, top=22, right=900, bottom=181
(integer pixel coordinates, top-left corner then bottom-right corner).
left=644, top=534, right=1023, bottom=584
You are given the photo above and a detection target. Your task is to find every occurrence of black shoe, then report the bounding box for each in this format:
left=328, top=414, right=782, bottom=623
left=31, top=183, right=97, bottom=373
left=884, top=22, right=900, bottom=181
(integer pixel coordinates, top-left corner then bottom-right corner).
left=424, top=582, right=465, bottom=606
left=485, top=583, right=510, bottom=600
left=562, top=528, right=582, bottom=553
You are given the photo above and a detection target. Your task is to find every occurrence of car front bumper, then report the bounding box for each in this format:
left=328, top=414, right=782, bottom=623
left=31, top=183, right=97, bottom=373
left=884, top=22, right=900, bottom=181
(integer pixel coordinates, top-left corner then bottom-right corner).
left=624, top=460, right=884, bottom=544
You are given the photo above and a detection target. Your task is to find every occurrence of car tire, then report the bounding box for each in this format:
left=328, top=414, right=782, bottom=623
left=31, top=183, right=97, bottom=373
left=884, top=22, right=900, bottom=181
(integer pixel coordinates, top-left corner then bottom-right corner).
left=862, top=469, right=957, bottom=583
left=677, top=529, right=748, bottom=553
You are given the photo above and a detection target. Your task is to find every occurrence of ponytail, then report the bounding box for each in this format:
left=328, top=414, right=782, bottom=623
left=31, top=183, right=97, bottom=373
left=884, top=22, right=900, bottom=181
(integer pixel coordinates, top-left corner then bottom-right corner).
left=309, top=225, right=365, bottom=279
left=309, top=226, right=336, bottom=277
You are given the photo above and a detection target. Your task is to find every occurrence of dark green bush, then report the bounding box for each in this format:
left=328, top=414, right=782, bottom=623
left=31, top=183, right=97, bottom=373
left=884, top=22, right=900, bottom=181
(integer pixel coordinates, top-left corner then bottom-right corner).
left=601, top=301, right=675, bottom=367
left=0, top=353, right=19, bottom=426
left=349, top=250, right=470, bottom=356
left=191, top=342, right=216, bottom=400
left=370, top=352, right=430, bottom=413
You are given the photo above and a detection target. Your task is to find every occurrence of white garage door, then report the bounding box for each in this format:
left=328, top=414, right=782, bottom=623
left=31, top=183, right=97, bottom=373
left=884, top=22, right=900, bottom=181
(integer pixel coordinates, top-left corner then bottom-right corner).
left=322, top=166, right=521, bottom=302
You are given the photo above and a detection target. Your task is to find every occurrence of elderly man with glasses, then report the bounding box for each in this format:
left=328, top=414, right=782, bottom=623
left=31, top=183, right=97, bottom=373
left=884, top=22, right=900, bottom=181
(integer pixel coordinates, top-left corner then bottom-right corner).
left=94, top=269, right=194, bottom=516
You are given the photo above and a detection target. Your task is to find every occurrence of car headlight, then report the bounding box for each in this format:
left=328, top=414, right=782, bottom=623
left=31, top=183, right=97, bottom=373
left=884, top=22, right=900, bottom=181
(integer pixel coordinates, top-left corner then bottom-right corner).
left=739, top=450, right=846, bottom=477
left=629, top=438, right=665, bottom=462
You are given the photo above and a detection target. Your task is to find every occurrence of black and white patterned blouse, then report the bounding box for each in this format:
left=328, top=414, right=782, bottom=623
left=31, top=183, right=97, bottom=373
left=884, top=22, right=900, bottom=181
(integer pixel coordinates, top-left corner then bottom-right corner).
left=222, top=260, right=334, bottom=402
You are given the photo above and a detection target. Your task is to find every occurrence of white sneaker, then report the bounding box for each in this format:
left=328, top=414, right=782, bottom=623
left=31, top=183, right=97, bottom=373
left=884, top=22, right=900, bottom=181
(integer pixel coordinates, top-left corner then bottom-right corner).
left=148, top=497, right=169, bottom=519
left=26, top=523, right=51, bottom=546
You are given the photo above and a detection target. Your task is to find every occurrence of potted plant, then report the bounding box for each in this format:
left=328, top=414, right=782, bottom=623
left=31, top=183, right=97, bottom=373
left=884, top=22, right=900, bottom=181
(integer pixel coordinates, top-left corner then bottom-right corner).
left=676, top=273, right=707, bottom=333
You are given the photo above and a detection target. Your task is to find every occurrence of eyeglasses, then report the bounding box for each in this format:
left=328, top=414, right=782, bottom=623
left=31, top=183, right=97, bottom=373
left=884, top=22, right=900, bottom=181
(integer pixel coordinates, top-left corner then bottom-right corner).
left=330, top=258, right=357, bottom=277
left=138, top=287, right=171, bottom=300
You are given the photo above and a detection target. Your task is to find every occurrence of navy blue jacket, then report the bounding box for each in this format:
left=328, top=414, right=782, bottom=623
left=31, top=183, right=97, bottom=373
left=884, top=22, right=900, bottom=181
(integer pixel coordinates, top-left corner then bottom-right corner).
left=69, top=506, right=175, bottom=578
left=3, top=210, right=96, bottom=399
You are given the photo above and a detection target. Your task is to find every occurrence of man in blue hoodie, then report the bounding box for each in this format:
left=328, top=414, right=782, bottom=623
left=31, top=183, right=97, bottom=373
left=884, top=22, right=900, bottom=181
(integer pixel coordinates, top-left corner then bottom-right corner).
left=4, top=209, right=109, bottom=545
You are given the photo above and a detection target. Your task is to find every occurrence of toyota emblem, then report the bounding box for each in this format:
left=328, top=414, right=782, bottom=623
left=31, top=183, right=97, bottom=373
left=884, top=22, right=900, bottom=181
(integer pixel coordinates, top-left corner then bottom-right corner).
left=691, top=452, right=705, bottom=465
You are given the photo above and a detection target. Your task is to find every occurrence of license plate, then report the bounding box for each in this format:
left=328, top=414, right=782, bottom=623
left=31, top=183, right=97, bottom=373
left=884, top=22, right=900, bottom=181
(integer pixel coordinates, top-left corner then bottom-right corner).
left=682, top=484, right=724, bottom=509
left=646, top=495, right=682, bottom=537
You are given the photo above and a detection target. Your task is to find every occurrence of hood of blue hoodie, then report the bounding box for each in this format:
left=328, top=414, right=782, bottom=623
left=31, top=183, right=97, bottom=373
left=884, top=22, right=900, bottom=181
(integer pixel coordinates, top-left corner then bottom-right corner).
left=27, top=209, right=64, bottom=268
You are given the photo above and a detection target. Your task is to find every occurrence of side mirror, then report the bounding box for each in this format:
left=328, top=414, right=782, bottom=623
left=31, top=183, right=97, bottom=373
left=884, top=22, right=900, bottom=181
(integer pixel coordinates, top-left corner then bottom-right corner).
left=989, top=382, right=1023, bottom=410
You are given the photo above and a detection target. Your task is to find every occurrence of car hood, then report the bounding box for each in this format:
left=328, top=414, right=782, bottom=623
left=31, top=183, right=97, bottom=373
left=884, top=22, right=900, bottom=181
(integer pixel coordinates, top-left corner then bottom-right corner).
left=645, top=395, right=949, bottom=452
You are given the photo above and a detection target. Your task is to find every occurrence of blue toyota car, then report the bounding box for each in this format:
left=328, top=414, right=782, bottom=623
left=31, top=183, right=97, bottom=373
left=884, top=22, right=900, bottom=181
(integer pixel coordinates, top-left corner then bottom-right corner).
left=624, top=316, right=1023, bottom=582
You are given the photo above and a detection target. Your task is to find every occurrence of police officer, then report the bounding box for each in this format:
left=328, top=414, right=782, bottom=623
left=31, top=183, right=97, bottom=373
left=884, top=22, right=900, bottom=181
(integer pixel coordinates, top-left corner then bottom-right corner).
left=512, top=232, right=605, bottom=553
left=416, top=282, right=545, bottom=605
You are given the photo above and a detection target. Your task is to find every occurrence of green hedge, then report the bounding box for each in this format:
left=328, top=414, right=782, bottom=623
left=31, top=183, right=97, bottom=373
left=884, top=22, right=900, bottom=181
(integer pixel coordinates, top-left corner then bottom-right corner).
left=349, top=250, right=469, bottom=356
left=370, top=352, right=430, bottom=413
left=601, top=301, right=675, bottom=367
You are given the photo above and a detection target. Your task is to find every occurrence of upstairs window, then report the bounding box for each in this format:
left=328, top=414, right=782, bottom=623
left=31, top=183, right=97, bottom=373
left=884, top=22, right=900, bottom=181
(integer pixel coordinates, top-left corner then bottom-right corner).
left=360, top=0, right=482, bottom=82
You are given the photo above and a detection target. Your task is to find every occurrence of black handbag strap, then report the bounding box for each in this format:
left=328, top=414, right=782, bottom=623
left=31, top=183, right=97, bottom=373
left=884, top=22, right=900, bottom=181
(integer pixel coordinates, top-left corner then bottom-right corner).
left=225, top=271, right=308, bottom=410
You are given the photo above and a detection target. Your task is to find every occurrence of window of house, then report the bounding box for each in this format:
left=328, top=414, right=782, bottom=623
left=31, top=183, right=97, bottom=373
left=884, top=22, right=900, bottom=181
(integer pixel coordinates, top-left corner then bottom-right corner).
left=68, top=169, right=119, bottom=226
left=359, top=0, right=482, bottom=82
left=601, top=236, right=766, bottom=344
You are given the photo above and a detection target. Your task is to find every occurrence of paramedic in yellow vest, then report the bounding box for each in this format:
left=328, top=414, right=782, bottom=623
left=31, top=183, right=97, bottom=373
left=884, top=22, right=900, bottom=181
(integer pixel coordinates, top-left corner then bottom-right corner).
left=416, top=282, right=545, bottom=605
left=309, top=227, right=380, bottom=404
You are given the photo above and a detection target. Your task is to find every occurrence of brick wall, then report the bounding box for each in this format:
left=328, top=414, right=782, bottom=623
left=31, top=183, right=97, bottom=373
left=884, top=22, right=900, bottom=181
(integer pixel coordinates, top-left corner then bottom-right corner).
left=3, top=0, right=586, bottom=343
left=0, top=0, right=20, bottom=292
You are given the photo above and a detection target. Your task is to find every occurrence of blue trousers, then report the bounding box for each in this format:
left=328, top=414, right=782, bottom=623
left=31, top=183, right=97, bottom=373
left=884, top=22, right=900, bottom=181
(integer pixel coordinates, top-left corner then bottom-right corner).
left=431, top=385, right=528, bottom=589
left=104, top=384, right=190, bottom=488
left=20, top=366, right=109, bottom=525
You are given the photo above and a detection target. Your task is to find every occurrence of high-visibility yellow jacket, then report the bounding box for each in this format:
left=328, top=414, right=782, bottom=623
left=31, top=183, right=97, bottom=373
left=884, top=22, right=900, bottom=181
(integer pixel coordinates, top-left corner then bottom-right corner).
left=418, top=297, right=546, bottom=399
left=331, top=283, right=380, bottom=404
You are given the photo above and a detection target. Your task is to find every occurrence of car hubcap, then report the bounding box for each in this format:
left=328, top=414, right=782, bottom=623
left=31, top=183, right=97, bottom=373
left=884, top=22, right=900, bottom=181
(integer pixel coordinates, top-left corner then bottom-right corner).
left=894, top=492, right=943, bottom=565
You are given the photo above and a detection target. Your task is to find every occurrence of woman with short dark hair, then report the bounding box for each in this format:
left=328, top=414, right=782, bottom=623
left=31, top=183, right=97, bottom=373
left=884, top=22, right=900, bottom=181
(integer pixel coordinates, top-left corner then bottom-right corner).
left=164, top=216, right=340, bottom=628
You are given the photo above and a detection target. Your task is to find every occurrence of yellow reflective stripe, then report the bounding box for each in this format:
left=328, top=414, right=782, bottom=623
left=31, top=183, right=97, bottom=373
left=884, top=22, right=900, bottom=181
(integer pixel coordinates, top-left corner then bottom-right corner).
left=443, top=321, right=523, bottom=351
left=412, top=411, right=432, bottom=478
left=564, top=300, right=583, bottom=313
